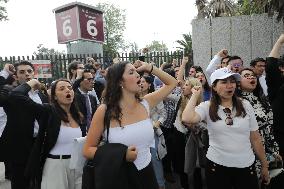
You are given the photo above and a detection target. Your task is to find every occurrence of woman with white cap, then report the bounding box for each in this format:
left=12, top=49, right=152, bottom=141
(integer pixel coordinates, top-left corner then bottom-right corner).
left=182, top=67, right=270, bottom=189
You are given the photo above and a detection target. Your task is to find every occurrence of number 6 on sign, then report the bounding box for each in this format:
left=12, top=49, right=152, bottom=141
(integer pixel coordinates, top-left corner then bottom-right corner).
left=87, top=20, right=98, bottom=37
left=63, top=19, right=72, bottom=37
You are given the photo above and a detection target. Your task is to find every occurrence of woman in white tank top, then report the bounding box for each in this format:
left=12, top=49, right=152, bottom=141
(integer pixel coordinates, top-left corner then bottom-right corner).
left=83, top=61, right=178, bottom=189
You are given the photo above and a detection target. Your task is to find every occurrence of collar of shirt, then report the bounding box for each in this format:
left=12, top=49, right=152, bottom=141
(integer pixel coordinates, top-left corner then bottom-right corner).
left=28, top=89, right=39, bottom=96
left=78, top=88, right=88, bottom=95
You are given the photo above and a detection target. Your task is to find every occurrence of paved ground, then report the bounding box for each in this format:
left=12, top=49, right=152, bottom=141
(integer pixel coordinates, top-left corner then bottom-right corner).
left=0, top=162, right=181, bottom=189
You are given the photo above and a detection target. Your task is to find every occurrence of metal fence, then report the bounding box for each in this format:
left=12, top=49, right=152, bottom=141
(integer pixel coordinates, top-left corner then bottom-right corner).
left=0, top=51, right=190, bottom=82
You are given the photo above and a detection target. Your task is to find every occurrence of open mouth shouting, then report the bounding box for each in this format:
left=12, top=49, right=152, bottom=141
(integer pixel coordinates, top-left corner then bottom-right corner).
left=66, top=94, right=71, bottom=99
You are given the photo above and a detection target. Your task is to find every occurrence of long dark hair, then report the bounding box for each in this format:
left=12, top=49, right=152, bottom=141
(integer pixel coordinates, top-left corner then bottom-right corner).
left=103, top=61, right=140, bottom=128
left=142, top=75, right=155, bottom=93
left=50, top=79, right=83, bottom=124
left=209, top=79, right=246, bottom=122
left=240, top=68, right=270, bottom=110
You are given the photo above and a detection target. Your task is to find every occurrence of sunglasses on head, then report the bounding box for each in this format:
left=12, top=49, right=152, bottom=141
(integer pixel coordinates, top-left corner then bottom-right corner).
left=223, top=108, right=233, bottom=126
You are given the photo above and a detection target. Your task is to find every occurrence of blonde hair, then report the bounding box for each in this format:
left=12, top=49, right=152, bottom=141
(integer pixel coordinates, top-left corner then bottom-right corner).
left=179, top=78, right=203, bottom=120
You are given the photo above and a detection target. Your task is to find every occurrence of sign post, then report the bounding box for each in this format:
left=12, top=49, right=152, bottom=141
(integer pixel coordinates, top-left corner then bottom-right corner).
left=54, top=2, right=104, bottom=44
left=53, top=2, right=104, bottom=56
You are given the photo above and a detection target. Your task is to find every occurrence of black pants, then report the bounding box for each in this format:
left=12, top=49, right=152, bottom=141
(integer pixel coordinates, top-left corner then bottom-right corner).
left=160, top=127, right=174, bottom=174
left=11, top=162, right=29, bottom=189
left=206, top=159, right=259, bottom=189
left=171, top=128, right=188, bottom=189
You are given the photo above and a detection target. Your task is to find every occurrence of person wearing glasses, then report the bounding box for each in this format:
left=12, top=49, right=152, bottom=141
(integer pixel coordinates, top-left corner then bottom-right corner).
left=250, top=58, right=268, bottom=96
left=72, top=69, right=98, bottom=131
left=182, top=67, right=270, bottom=189
left=239, top=68, right=281, bottom=179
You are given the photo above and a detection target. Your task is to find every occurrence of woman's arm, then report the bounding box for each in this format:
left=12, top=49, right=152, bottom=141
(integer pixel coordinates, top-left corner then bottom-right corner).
left=177, top=56, right=188, bottom=84
left=250, top=131, right=270, bottom=185
left=266, top=34, right=284, bottom=101
left=83, top=104, right=106, bottom=159
left=269, top=34, right=284, bottom=58
left=182, top=87, right=202, bottom=125
left=206, top=49, right=228, bottom=83
left=139, top=62, right=178, bottom=109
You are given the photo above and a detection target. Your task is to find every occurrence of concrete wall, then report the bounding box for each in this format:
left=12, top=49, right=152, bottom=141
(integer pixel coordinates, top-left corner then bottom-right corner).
left=67, top=40, right=103, bottom=55
left=192, top=13, right=284, bottom=70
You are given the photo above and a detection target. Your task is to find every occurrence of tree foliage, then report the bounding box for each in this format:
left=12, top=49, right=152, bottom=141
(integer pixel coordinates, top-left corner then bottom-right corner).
left=96, top=3, right=126, bottom=54
left=33, top=44, right=65, bottom=56
left=196, top=0, right=210, bottom=18
left=129, top=42, right=139, bottom=53
left=176, top=33, right=192, bottom=54
left=237, top=0, right=284, bottom=21
left=196, top=0, right=284, bottom=21
left=208, top=0, right=236, bottom=17
left=196, top=0, right=236, bottom=18
left=146, top=41, right=168, bottom=52
left=0, top=0, right=8, bottom=21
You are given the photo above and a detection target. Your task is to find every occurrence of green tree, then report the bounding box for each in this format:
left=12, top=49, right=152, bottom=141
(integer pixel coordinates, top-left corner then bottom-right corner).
left=96, top=3, right=126, bottom=54
left=33, top=44, right=65, bottom=56
left=236, top=0, right=284, bottom=21
left=128, top=42, right=139, bottom=53
left=0, top=0, right=8, bottom=21
left=208, top=0, right=236, bottom=17
left=176, top=33, right=192, bottom=54
left=196, top=0, right=209, bottom=19
left=146, top=40, right=168, bottom=52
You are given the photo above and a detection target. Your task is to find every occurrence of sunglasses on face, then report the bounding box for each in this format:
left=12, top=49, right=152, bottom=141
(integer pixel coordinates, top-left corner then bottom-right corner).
left=233, top=63, right=242, bottom=68
left=242, top=73, right=256, bottom=79
left=223, top=108, right=233, bottom=126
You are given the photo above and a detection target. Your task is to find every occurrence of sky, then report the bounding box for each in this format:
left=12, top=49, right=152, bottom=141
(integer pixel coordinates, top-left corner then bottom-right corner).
left=0, top=0, right=197, bottom=57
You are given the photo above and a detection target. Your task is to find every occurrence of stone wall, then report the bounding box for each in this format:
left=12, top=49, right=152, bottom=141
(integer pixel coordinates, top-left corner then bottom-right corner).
left=192, top=14, right=284, bottom=70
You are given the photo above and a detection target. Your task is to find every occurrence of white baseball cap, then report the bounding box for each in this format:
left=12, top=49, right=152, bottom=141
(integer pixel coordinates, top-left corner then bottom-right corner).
left=210, top=67, right=241, bottom=85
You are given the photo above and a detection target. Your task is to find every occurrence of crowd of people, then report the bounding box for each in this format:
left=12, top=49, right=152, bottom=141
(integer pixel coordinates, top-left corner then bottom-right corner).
left=0, top=34, right=284, bottom=189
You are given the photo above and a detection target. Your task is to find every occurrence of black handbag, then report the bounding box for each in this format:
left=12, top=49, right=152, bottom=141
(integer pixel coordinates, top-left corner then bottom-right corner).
left=81, top=109, right=110, bottom=189
left=82, top=159, right=95, bottom=189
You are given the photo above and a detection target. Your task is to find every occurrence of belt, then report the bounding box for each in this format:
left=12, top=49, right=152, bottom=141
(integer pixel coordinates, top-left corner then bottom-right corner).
left=47, top=154, right=71, bottom=159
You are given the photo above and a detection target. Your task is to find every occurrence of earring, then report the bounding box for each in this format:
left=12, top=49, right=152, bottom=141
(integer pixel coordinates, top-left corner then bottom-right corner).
left=121, top=86, right=123, bottom=89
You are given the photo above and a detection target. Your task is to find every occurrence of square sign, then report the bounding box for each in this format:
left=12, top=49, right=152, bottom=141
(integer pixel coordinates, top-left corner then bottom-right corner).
left=29, top=60, right=52, bottom=79
left=78, top=7, right=104, bottom=43
left=54, top=3, right=104, bottom=44
left=55, top=7, right=80, bottom=43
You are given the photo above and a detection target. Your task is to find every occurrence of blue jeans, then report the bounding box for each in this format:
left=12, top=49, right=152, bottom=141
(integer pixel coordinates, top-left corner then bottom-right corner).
left=150, top=135, right=165, bottom=188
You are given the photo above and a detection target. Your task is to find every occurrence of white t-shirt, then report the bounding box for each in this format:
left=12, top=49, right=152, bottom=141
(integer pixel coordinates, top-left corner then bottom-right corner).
left=195, top=99, right=259, bottom=168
